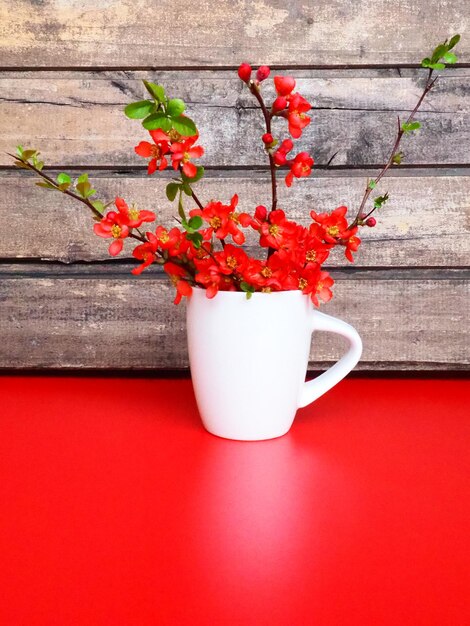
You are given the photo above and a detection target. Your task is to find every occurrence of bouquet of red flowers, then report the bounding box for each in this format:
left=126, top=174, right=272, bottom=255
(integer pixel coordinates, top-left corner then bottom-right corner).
left=11, top=37, right=460, bottom=305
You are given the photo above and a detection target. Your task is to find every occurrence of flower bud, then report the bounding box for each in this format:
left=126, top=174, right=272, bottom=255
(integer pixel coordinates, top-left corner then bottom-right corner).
left=262, top=133, right=274, bottom=145
left=272, top=96, right=287, bottom=113
left=238, top=63, right=252, bottom=83
left=274, top=76, right=296, bottom=96
left=256, top=65, right=270, bottom=82
left=255, top=205, right=267, bottom=222
left=366, top=217, right=377, bottom=227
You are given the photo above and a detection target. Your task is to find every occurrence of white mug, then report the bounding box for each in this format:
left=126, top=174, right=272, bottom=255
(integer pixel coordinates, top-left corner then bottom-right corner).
left=186, top=288, right=362, bottom=441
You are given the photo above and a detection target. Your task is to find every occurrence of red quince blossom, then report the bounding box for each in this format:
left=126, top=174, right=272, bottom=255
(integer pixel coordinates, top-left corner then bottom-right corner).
left=147, top=225, right=184, bottom=257
left=297, top=266, right=334, bottom=306
left=274, top=76, right=296, bottom=97
left=190, top=195, right=249, bottom=245
left=310, top=205, right=361, bottom=262
left=131, top=241, right=159, bottom=275
left=170, top=135, right=204, bottom=178
left=93, top=210, right=130, bottom=256
left=164, top=262, right=193, bottom=304
left=135, top=129, right=170, bottom=175
left=259, top=209, right=297, bottom=249
left=114, top=197, right=155, bottom=228
left=285, top=151, right=314, bottom=187
left=287, top=93, right=312, bottom=139
left=273, top=139, right=294, bottom=166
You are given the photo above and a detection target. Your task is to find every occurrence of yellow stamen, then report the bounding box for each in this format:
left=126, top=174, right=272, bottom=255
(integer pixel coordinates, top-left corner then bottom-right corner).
left=298, top=278, right=308, bottom=290
left=159, top=229, right=170, bottom=244
left=261, top=287, right=272, bottom=293
left=168, top=129, right=182, bottom=142
left=210, top=216, right=222, bottom=229
left=128, top=207, right=140, bottom=221
left=327, top=225, right=339, bottom=237
left=306, top=250, right=317, bottom=262
left=261, top=267, right=272, bottom=278
left=226, top=255, right=238, bottom=269
left=111, top=224, right=122, bottom=238
left=269, top=224, right=280, bottom=236
left=230, top=212, right=240, bottom=223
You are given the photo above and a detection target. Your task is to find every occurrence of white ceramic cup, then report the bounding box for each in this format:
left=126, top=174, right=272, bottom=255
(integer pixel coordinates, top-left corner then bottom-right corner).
left=186, top=288, right=362, bottom=441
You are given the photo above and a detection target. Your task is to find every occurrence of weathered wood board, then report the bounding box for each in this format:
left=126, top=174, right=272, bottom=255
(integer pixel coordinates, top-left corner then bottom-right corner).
left=1, top=71, right=469, bottom=167
left=2, top=170, right=469, bottom=267
left=0, top=0, right=468, bottom=67
left=0, top=268, right=467, bottom=370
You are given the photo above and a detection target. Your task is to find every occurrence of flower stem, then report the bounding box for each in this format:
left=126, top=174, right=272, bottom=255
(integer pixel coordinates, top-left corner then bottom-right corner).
left=349, top=69, right=436, bottom=229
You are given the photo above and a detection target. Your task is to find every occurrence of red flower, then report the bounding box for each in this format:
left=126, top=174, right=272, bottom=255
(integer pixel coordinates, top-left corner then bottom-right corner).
left=273, top=139, right=294, bottom=166
left=214, top=244, right=249, bottom=275
left=259, top=209, right=297, bottom=249
left=238, top=63, right=252, bottom=83
left=344, top=233, right=361, bottom=262
left=190, top=195, right=248, bottom=245
left=287, top=93, right=311, bottom=139
left=131, top=241, right=158, bottom=275
left=170, top=135, right=204, bottom=178
left=297, top=266, right=334, bottom=306
left=294, top=228, right=331, bottom=267
left=135, top=130, right=170, bottom=175
left=147, top=225, right=184, bottom=256
left=285, top=151, right=314, bottom=187
left=164, top=262, right=193, bottom=304
left=310, top=205, right=350, bottom=243
left=114, top=197, right=155, bottom=228
left=274, top=76, right=296, bottom=97
left=194, top=257, right=235, bottom=299
left=93, top=211, right=130, bottom=256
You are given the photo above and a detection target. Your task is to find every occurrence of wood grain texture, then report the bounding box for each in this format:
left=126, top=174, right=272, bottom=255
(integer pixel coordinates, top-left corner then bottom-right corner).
left=1, top=70, right=469, bottom=167
left=2, top=170, right=469, bottom=266
left=0, top=268, right=467, bottom=370
left=0, top=0, right=468, bottom=67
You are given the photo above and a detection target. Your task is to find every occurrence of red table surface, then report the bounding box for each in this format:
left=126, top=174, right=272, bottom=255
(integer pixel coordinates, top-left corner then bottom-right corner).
left=0, top=376, right=469, bottom=626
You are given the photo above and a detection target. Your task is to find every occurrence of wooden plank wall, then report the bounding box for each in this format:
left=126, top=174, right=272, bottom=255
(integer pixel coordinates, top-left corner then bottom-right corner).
left=0, top=1, right=468, bottom=371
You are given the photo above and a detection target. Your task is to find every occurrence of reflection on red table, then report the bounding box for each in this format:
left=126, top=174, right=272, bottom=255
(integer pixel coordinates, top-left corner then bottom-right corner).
left=0, top=376, right=469, bottom=625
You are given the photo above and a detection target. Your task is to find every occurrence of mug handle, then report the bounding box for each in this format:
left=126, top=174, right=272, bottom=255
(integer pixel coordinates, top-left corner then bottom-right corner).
left=298, top=310, right=363, bottom=408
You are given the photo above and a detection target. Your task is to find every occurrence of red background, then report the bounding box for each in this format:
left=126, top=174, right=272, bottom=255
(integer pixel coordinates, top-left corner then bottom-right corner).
left=1, top=376, right=469, bottom=625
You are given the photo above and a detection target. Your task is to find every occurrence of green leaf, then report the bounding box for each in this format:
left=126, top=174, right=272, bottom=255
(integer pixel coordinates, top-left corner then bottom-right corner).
left=443, top=51, right=457, bottom=64
left=182, top=165, right=204, bottom=183
left=143, top=112, right=172, bottom=131
left=373, top=192, right=389, bottom=209
left=166, top=182, right=180, bottom=202
left=35, top=181, right=57, bottom=190
left=177, top=193, right=186, bottom=222
left=124, top=100, right=155, bottom=119
left=429, top=62, right=446, bottom=70
left=182, top=182, right=192, bottom=196
left=167, top=98, right=186, bottom=116
left=76, top=180, right=91, bottom=198
left=57, top=173, right=71, bottom=185
left=22, top=149, right=38, bottom=160
left=171, top=116, right=197, bottom=137
left=392, top=151, right=404, bottom=165
left=91, top=200, right=105, bottom=214
left=368, top=180, right=376, bottom=190
left=77, top=173, right=89, bottom=184
left=143, top=81, right=166, bottom=102
left=35, top=160, right=44, bottom=171
left=16, top=145, right=24, bottom=157
left=13, top=160, right=29, bottom=169
left=240, top=282, right=255, bottom=299
left=186, top=232, right=203, bottom=248
left=448, top=34, right=460, bottom=50
left=188, top=215, right=203, bottom=230
left=431, top=43, right=448, bottom=63
left=421, top=57, right=431, bottom=68
left=402, top=121, right=421, bottom=134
